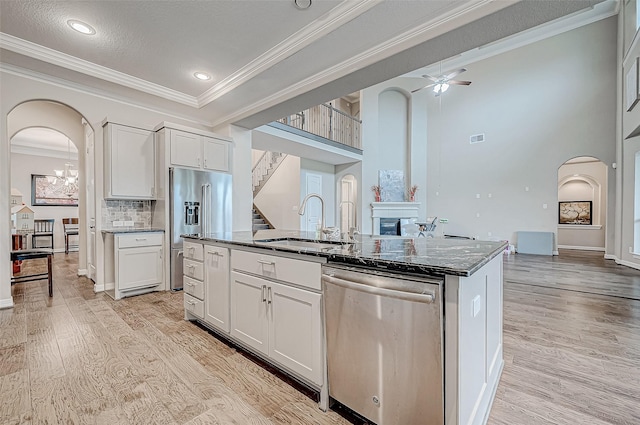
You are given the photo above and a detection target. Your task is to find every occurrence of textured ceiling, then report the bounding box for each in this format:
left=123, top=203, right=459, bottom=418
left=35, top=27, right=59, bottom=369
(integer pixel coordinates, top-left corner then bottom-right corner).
left=0, top=0, right=608, bottom=129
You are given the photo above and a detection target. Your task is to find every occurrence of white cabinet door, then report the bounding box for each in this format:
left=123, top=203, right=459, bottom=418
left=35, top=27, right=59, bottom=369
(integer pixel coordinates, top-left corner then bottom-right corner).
left=117, top=246, right=163, bottom=291
left=230, top=271, right=269, bottom=356
left=204, top=245, right=230, bottom=333
left=203, top=137, right=230, bottom=172
left=268, top=281, right=323, bottom=385
left=170, top=130, right=201, bottom=168
left=105, top=123, right=155, bottom=199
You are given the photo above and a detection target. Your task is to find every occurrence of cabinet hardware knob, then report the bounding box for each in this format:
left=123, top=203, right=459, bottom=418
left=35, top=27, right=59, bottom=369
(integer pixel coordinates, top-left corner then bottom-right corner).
left=261, top=285, right=267, bottom=302
left=267, top=287, right=272, bottom=305
left=257, top=259, right=275, bottom=266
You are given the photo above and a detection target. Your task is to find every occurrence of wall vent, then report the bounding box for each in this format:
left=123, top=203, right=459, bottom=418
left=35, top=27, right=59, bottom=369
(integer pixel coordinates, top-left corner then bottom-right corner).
left=470, top=133, right=485, bottom=144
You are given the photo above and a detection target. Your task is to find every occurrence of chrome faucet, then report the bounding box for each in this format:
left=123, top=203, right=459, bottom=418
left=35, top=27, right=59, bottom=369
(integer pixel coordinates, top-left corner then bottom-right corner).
left=339, top=200, right=359, bottom=240
left=299, top=193, right=325, bottom=234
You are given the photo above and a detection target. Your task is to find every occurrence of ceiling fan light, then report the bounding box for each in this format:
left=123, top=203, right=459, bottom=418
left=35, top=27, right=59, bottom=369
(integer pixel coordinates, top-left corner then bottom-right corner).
left=54, top=169, right=64, bottom=177
left=441, top=83, right=449, bottom=93
left=67, top=176, right=77, bottom=184
left=433, top=84, right=441, bottom=93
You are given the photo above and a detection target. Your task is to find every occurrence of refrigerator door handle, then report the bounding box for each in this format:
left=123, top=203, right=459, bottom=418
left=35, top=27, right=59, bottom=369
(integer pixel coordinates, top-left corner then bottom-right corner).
left=201, top=183, right=207, bottom=235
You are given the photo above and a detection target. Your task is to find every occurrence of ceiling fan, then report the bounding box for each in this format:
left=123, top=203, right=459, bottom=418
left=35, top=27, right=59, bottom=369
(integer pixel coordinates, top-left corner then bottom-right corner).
left=411, top=68, right=472, bottom=96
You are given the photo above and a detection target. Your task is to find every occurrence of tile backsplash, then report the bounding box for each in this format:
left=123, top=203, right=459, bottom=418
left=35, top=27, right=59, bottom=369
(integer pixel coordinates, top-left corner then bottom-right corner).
left=102, top=200, right=153, bottom=228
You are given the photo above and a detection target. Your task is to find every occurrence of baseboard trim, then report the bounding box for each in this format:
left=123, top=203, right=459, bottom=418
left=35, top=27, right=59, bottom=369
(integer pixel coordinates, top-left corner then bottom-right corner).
left=0, top=297, right=15, bottom=310
left=93, top=283, right=105, bottom=293
left=616, top=259, right=640, bottom=271
left=77, top=269, right=87, bottom=276
left=604, top=254, right=617, bottom=260
left=553, top=250, right=559, bottom=256
left=557, top=245, right=605, bottom=252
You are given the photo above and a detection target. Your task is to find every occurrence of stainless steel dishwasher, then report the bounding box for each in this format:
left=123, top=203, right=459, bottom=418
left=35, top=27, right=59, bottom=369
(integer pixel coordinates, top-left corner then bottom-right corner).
left=322, top=264, right=444, bottom=425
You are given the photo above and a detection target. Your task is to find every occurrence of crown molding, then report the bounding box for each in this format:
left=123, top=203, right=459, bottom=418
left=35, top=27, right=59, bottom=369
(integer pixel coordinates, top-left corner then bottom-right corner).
left=0, top=33, right=199, bottom=107
left=0, top=63, right=213, bottom=128
left=406, top=0, right=618, bottom=78
left=197, top=0, right=382, bottom=106
left=212, top=0, right=513, bottom=126
left=0, top=1, right=380, bottom=110
left=11, top=143, right=79, bottom=160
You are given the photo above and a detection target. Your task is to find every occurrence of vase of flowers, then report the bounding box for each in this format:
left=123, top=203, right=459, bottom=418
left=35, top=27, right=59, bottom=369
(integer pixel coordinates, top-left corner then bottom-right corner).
left=371, top=185, right=381, bottom=202
left=407, top=185, right=418, bottom=202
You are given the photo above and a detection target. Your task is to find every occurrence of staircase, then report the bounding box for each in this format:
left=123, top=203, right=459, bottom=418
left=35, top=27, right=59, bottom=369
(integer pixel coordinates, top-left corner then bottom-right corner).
left=252, top=151, right=287, bottom=197
left=251, top=151, right=287, bottom=232
left=252, top=207, right=272, bottom=232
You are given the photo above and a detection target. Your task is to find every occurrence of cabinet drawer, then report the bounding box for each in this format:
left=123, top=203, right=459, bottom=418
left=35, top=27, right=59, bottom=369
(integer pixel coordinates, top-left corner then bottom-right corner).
left=231, top=250, right=321, bottom=291
left=184, top=241, right=204, bottom=261
left=184, top=275, right=204, bottom=300
left=184, top=259, right=204, bottom=281
left=184, top=293, right=204, bottom=319
left=117, top=233, right=163, bottom=248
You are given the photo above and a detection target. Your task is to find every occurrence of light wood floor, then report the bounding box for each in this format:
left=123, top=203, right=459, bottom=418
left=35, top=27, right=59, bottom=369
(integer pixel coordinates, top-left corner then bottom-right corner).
left=2, top=250, right=640, bottom=424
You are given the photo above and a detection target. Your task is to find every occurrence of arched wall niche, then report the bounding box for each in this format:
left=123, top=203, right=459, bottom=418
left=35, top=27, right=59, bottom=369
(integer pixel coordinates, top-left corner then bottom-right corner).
left=377, top=88, right=410, bottom=187
left=557, top=156, right=607, bottom=251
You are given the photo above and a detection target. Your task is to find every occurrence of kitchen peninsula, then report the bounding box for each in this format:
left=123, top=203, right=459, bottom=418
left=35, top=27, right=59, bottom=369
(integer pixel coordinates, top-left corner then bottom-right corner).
left=182, top=229, right=506, bottom=425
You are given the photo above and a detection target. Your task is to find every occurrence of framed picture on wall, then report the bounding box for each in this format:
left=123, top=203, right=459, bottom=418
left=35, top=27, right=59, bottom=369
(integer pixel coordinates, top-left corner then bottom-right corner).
left=31, top=174, right=79, bottom=206
left=558, top=201, right=592, bottom=225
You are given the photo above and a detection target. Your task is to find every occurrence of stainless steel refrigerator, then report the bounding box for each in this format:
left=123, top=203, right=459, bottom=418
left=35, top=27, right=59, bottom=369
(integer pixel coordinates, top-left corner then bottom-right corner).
left=170, top=167, right=232, bottom=290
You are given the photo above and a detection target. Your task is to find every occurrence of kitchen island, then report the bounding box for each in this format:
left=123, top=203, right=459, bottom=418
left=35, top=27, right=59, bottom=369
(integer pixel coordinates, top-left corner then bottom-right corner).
left=182, top=229, right=506, bottom=425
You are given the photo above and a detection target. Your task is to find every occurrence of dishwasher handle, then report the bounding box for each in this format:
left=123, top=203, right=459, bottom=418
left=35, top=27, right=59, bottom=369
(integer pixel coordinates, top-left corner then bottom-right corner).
left=322, top=274, right=435, bottom=304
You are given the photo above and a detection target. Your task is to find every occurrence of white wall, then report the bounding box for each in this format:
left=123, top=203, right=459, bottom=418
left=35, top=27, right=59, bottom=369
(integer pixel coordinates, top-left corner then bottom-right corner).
left=424, top=17, right=616, bottom=247
left=300, top=158, right=336, bottom=229
left=10, top=152, right=79, bottom=252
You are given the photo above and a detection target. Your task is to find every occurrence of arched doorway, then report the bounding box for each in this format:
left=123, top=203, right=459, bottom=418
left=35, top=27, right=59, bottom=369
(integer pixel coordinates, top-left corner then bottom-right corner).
left=557, top=156, right=607, bottom=252
left=7, top=100, right=95, bottom=286
left=339, top=174, right=358, bottom=235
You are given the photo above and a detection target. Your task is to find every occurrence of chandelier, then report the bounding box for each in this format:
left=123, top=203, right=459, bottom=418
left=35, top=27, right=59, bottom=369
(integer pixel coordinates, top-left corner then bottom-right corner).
left=48, top=138, right=79, bottom=190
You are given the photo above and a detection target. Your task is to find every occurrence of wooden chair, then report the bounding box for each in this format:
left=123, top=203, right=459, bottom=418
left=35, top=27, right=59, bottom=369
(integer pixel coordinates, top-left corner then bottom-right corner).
left=32, top=219, right=55, bottom=249
left=10, top=249, right=54, bottom=297
left=63, top=218, right=79, bottom=254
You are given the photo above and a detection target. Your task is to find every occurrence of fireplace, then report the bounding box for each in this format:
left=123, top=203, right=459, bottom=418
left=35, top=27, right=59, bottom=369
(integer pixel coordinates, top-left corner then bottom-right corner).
left=371, top=202, right=421, bottom=236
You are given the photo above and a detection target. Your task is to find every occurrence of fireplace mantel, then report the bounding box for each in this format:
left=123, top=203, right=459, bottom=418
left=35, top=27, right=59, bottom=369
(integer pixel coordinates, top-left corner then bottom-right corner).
left=371, top=202, right=421, bottom=235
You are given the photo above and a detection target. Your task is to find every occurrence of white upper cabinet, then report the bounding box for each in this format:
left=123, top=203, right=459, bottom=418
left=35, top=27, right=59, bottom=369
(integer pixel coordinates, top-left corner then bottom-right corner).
left=104, top=122, right=156, bottom=199
left=203, top=137, right=230, bottom=171
left=170, top=130, right=201, bottom=168
left=167, top=128, right=232, bottom=173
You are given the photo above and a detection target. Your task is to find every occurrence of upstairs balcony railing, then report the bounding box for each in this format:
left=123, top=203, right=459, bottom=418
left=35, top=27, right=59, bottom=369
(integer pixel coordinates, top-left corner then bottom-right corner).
left=276, top=103, right=361, bottom=150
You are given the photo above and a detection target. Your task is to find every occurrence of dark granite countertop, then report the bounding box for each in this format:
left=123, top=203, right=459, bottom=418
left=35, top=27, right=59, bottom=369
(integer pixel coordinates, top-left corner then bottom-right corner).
left=181, top=229, right=507, bottom=277
left=101, top=228, right=165, bottom=234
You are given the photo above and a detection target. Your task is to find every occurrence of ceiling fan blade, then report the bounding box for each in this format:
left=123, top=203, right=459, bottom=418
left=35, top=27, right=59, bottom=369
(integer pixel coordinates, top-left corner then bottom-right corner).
left=448, top=80, right=472, bottom=86
left=443, top=68, right=466, bottom=80
left=411, top=83, right=436, bottom=93
left=421, top=74, right=440, bottom=82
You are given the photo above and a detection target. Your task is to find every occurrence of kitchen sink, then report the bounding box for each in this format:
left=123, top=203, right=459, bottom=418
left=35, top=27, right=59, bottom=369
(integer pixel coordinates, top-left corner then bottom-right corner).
left=255, top=238, right=347, bottom=251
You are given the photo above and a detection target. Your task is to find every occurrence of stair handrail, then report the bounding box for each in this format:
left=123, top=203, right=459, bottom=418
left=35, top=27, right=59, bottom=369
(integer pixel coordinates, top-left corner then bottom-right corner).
left=276, top=102, right=361, bottom=149
left=252, top=151, right=288, bottom=197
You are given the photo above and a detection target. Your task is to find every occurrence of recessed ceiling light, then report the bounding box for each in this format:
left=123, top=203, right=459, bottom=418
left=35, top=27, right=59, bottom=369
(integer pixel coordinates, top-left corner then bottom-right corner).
left=294, top=0, right=312, bottom=10
left=67, top=19, right=96, bottom=35
left=194, top=72, right=211, bottom=81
